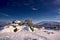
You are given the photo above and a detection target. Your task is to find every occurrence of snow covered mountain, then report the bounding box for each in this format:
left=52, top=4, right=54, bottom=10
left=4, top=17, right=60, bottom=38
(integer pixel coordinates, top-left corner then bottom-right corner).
left=36, top=21, right=60, bottom=25
left=1, top=20, right=34, bottom=33
left=0, top=21, right=11, bottom=27
left=0, top=20, right=60, bottom=40
left=0, top=21, right=11, bottom=30
left=35, top=21, right=60, bottom=27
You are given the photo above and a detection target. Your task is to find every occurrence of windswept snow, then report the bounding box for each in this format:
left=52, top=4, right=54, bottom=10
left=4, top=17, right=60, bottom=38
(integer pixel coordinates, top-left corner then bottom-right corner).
left=0, top=27, right=60, bottom=40
left=0, top=30, right=49, bottom=40
left=0, top=20, right=60, bottom=40
left=0, top=29, right=60, bottom=40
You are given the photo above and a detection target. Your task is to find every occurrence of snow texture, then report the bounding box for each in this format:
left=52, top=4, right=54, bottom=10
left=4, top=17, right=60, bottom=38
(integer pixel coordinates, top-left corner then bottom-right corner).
left=0, top=21, right=60, bottom=40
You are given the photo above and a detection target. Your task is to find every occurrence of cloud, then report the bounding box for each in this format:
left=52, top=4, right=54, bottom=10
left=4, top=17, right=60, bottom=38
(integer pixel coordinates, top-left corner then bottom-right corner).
left=32, top=8, right=38, bottom=10
left=2, top=14, right=9, bottom=16
left=0, top=13, right=9, bottom=17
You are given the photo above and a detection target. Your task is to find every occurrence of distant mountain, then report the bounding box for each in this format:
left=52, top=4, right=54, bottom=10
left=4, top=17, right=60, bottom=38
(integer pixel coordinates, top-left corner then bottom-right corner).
left=0, top=22, right=9, bottom=27
left=36, top=21, right=60, bottom=27
left=37, top=21, right=60, bottom=25
left=0, top=21, right=11, bottom=30
left=0, top=21, right=11, bottom=27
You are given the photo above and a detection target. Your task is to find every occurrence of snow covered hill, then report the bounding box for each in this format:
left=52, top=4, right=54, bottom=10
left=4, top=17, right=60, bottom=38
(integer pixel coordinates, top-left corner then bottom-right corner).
left=0, top=28, right=60, bottom=40
left=0, top=20, right=60, bottom=40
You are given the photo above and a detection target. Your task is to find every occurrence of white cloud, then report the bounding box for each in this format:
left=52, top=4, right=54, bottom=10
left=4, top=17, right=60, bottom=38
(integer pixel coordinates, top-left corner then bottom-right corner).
left=32, top=8, right=38, bottom=10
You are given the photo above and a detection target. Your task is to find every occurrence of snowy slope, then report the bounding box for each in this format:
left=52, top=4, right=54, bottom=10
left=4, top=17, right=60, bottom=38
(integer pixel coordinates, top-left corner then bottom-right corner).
left=0, top=20, right=60, bottom=40
left=0, top=28, right=60, bottom=40
left=0, top=24, right=46, bottom=40
left=1, top=25, right=33, bottom=33
left=0, top=31, right=47, bottom=40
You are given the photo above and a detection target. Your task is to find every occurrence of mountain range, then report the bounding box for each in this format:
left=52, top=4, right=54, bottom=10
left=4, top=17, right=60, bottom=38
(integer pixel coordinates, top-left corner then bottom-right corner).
left=0, top=21, right=11, bottom=30
left=35, top=21, right=60, bottom=27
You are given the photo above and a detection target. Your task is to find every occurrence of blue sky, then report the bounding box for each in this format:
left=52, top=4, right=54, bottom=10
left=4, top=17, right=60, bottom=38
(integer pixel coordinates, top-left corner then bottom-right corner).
left=0, top=0, right=60, bottom=23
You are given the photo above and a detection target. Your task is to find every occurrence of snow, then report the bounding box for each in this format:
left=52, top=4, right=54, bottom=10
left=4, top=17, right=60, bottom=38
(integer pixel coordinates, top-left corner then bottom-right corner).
left=0, top=31, right=45, bottom=40
left=14, top=20, right=22, bottom=24
left=0, top=29, right=60, bottom=40
left=1, top=24, right=33, bottom=33
left=0, top=20, right=60, bottom=40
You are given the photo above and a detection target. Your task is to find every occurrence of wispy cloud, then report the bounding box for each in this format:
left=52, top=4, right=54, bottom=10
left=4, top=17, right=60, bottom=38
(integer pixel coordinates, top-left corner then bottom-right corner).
left=32, top=8, right=38, bottom=10
left=0, top=13, right=9, bottom=17
left=2, top=14, right=9, bottom=17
